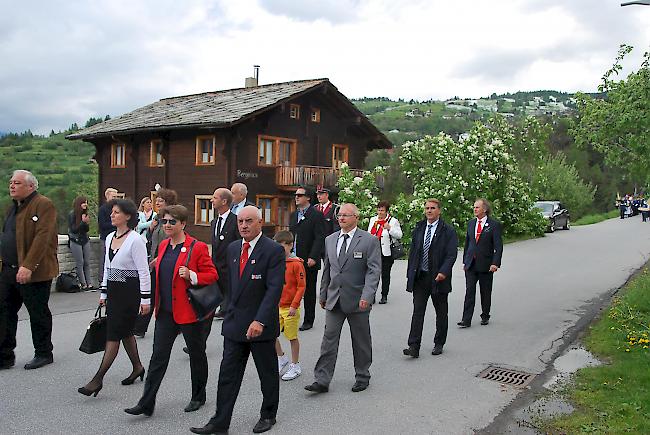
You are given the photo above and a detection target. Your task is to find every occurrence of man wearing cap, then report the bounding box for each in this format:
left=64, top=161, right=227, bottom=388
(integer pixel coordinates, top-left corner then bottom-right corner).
left=316, top=186, right=340, bottom=238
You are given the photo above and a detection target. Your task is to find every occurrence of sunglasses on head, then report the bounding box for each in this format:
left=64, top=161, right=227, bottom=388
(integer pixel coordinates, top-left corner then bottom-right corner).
left=160, top=218, right=178, bottom=225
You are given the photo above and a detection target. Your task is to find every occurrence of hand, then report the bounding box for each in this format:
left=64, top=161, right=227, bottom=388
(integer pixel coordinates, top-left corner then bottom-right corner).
left=140, top=304, right=151, bottom=315
left=434, top=273, right=446, bottom=282
left=179, top=266, right=191, bottom=280
left=288, top=307, right=297, bottom=317
left=383, top=222, right=391, bottom=230
left=246, top=321, right=264, bottom=340
left=149, top=258, right=157, bottom=269
left=359, top=299, right=369, bottom=310
left=320, top=300, right=326, bottom=309
left=82, top=214, right=90, bottom=224
left=307, top=258, right=317, bottom=268
left=16, top=266, right=32, bottom=284
left=489, top=265, right=499, bottom=273
left=150, top=219, right=158, bottom=230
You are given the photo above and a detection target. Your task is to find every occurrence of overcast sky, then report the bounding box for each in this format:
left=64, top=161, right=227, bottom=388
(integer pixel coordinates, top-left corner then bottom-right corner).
left=1, top=0, right=649, bottom=134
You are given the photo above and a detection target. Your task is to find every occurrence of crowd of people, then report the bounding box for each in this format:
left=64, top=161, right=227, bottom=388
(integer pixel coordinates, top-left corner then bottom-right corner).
left=0, top=169, right=504, bottom=434
left=617, top=194, right=649, bottom=221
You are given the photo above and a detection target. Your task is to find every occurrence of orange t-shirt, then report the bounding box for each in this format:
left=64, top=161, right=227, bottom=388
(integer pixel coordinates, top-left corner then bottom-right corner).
left=279, top=256, right=306, bottom=309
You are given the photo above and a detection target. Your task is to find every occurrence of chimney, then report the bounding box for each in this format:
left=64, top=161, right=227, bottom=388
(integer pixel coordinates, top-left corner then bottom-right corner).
left=245, top=65, right=260, bottom=88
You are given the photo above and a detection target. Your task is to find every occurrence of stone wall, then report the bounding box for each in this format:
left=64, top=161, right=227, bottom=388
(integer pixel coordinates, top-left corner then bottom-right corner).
left=53, top=235, right=103, bottom=291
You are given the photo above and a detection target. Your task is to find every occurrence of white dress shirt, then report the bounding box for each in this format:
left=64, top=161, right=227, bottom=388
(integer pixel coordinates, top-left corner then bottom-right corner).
left=214, top=209, right=231, bottom=237
left=475, top=216, right=488, bottom=240
left=241, top=231, right=263, bottom=258
left=423, top=219, right=439, bottom=247
left=336, top=226, right=357, bottom=257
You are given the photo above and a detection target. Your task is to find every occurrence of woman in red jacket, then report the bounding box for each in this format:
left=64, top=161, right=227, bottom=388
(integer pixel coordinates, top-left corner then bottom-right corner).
left=124, top=205, right=218, bottom=416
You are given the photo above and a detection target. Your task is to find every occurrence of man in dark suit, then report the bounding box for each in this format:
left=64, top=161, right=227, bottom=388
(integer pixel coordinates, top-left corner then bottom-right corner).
left=210, top=188, right=240, bottom=319
left=403, top=199, right=457, bottom=357
left=289, top=186, right=325, bottom=331
left=230, top=182, right=255, bottom=216
left=458, top=198, right=503, bottom=327
left=191, top=206, right=285, bottom=435
left=315, top=186, right=339, bottom=237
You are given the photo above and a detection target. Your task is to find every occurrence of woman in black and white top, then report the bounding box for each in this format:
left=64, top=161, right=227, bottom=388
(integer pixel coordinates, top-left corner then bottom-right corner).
left=78, top=199, right=151, bottom=397
left=368, top=201, right=403, bottom=304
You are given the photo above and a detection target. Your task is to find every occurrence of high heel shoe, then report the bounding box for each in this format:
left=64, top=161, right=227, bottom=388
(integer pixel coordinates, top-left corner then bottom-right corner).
left=124, top=404, right=153, bottom=417
left=121, top=367, right=145, bottom=385
left=77, top=383, right=103, bottom=397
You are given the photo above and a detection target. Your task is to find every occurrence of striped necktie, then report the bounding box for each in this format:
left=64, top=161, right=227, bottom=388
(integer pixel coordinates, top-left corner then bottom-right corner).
left=422, top=224, right=433, bottom=271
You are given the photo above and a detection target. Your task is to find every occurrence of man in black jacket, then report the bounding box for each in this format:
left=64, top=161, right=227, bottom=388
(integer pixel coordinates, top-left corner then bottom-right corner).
left=458, top=198, right=503, bottom=327
left=403, top=199, right=457, bottom=357
left=97, top=187, right=117, bottom=285
left=289, top=186, right=325, bottom=331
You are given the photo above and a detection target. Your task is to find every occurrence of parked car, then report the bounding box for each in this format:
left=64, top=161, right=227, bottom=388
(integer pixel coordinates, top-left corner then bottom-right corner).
left=534, top=201, right=570, bottom=232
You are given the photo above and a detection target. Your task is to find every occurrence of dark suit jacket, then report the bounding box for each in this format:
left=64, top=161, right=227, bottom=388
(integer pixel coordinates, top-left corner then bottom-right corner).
left=221, top=235, right=285, bottom=342
left=406, top=218, right=458, bottom=294
left=463, top=217, right=503, bottom=272
left=289, top=205, right=325, bottom=270
left=319, top=202, right=340, bottom=236
left=98, top=202, right=115, bottom=240
left=210, top=212, right=240, bottom=269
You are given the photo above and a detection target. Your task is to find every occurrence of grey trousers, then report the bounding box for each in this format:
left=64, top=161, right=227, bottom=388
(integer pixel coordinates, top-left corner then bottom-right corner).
left=70, top=242, right=92, bottom=287
left=314, top=305, right=372, bottom=386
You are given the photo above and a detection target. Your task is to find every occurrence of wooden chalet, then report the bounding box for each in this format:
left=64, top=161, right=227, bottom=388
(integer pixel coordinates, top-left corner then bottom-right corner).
left=67, top=78, right=391, bottom=241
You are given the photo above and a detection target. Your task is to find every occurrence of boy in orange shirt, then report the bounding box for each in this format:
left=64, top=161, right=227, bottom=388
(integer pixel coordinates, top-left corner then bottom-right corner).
left=273, top=231, right=306, bottom=381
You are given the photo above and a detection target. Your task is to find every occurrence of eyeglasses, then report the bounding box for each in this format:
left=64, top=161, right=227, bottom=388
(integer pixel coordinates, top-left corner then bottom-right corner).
left=337, top=213, right=357, bottom=218
left=294, top=193, right=306, bottom=197
left=160, top=218, right=178, bottom=225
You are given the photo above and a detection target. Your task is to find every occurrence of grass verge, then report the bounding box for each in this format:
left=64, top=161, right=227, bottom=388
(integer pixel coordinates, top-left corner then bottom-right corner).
left=573, top=210, right=619, bottom=226
left=542, top=266, right=650, bottom=434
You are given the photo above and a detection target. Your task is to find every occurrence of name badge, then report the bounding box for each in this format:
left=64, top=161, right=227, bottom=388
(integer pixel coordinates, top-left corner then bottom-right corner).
left=251, top=274, right=262, bottom=280
left=353, top=251, right=363, bottom=259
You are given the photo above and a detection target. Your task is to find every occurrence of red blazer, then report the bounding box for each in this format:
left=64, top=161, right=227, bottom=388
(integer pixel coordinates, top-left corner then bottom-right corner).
left=154, top=235, right=218, bottom=324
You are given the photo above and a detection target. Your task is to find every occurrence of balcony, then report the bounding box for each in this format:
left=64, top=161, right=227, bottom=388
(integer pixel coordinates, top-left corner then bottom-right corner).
left=275, top=165, right=364, bottom=189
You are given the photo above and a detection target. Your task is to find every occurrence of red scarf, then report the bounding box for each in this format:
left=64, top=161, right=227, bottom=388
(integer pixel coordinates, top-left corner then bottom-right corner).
left=371, top=215, right=389, bottom=239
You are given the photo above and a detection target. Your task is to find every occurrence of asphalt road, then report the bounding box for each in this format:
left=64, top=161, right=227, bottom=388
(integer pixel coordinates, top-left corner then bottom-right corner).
left=2, top=216, right=649, bottom=434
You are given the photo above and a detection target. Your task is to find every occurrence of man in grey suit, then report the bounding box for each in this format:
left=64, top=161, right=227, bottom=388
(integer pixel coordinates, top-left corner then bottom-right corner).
left=305, top=203, right=381, bottom=394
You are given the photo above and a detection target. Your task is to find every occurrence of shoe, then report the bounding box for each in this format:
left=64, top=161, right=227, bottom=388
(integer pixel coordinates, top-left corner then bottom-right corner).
left=403, top=346, right=420, bottom=358
left=480, top=318, right=489, bottom=325
left=214, top=311, right=226, bottom=320
left=124, top=404, right=154, bottom=416
left=351, top=381, right=368, bottom=392
left=183, top=347, right=190, bottom=355
left=184, top=400, right=205, bottom=412
left=121, top=367, right=145, bottom=385
left=0, top=360, right=14, bottom=370
left=24, top=355, right=53, bottom=370
left=457, top=321, right=471, bottom=328
left=190, top=423, right=228, bottom=434
left=277, top=355, right=289, bottom=373
left=299, top=323, right=313, bottom=331
left=134, top=332, right=145, bottom=338
left=282, top=363, right=301, bottom=381
left=252, top=418, right=276, bottom=433
left=78, top=383, right=103, bottom=397
left=304, top=382, right=329, bottom=393
left=378, top=297, right=387, bottom=304
left=432, top=345, right=443, bottom=355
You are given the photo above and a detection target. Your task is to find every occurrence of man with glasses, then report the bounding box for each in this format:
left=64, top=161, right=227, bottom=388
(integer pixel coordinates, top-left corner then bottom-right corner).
left=305, top=203, right=381, bottom=394
left=289, top=187, right=324, bottom=331
left=403, top=199, right=457, bottom=358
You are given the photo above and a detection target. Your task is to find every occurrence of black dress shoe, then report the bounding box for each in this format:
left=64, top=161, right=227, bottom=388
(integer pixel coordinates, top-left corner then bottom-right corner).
left=402, top=346, right=419, bottom=358
left=378, top=297, right=387, bottom=304
left=190, top=423, right=228, bottom=434
left=457, top=321, right=471, bottom=328
left=183, top=346, right=190, bottom=354
left=480, top=318, right=489, bottom=325
left=134, top=332, right=145, bottom=338
left=252, top=418, right=276, bottom=433
left=0, top=360, right=14, bottom=370
left=304, top=382, right=328, bottom=393
left=24, top=355, right=53, bottom=370
left=432, top=345, right=443, bottom=355
left=299, top=323, right=313, bottom=331
left=124, top=404, right=153, bottom=416
left=214, top=311, right=225, bottom=320
left=351, top=381, right=368, bottom=392
left=184, top=400, right=205, bottom=412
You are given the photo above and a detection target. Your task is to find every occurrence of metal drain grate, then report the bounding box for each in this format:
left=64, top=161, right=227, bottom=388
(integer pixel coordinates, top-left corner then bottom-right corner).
left=477, top=366, right=536, bottom=388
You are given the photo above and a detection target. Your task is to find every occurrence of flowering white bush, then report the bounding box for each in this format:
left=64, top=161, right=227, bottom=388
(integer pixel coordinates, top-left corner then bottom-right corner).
left=336, top=162, right=385, bottom=229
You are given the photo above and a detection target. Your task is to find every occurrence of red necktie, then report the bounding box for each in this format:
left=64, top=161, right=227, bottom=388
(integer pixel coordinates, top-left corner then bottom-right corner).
left=476, top=219, right=482, bottom=242
left=239, top=241, right=250, bottom=277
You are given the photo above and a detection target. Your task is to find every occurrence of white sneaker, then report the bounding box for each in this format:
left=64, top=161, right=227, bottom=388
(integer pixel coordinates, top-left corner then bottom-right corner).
left=278, top=355, right=289, bottom=373
left=281, top=363, right=301, bottom=381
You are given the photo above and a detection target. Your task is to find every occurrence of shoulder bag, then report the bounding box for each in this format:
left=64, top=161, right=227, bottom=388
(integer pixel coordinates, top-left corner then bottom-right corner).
left=388, top=217, right=406, bottom=260
left=79, top=305, right=107, bottom=354
left=185, top=240, right=223, bottom=320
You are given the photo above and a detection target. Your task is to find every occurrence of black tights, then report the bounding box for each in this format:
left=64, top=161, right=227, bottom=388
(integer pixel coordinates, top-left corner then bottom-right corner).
left=84, top=336, right=143, bottom=389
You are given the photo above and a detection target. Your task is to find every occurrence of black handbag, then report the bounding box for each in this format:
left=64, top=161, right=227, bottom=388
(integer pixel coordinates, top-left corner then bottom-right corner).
left=388, top=218, right=406, bottom=260
left=79, top=305, right=107, bottom=354
left=56, top=272, right=81, bottom=293
left=185, top=240, right=223, bottom=321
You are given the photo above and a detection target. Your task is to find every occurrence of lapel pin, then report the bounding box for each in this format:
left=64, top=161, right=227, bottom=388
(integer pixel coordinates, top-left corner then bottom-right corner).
left=251, top=259, right=256, bottom=264
left=32, top=215, right=38, bottom=222
left=181, top=247, right=187, bottom=253
left=220, top=235, right=225, bottom=240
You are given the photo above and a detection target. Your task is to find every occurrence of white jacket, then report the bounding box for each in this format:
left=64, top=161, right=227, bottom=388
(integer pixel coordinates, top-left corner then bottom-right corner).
left=367, top=215, right=403, bottom=257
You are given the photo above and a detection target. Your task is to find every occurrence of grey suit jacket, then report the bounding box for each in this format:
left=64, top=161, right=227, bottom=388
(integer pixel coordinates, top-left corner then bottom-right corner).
left=319, top=228, right=381, bottom=314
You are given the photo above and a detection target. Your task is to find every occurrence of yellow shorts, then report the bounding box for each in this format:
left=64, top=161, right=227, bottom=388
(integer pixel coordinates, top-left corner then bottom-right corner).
left=279, top=306, right=300, bottom=340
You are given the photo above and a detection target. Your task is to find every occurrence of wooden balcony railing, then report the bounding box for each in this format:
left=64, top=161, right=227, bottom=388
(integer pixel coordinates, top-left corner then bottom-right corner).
left=275, top=165, right=364, bottom=188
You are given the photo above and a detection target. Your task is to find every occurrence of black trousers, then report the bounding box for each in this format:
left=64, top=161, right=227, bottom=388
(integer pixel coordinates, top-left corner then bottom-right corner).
left=380, top=255, right=394, bottom=298
left=138, top=310, right=210, bottom=410
left=216, top=266, right=230, bottom=313
left=407, top=273, right=448, bottom=348
left=208, top=338, right=278, bottom=430
left=0, top=267, right=53, bottom=362
left=462, top=266, right=494, bottom=324
left=302, top=267, right=318, bottom=325
left=133, top=270, right=156, bottom=335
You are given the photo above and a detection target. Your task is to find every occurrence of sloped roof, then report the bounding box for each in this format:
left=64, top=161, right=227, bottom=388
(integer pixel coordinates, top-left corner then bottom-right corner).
left=66, top=79, right=389, bottom=148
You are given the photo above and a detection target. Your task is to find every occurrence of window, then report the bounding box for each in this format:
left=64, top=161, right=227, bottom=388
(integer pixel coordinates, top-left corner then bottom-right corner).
left=311, top=108, right=321, bottom=123
left=149, top=140, right=164, bottom=167
left=194, top=195, right=214, bottom=226
left=257, top=196, right=273, bottom=224
left=289, top=104, right=300, bottom=119
left=332, top=144, right=349, bottom=169
left=255, top=195, right=294, bottom=229
left=111, top=143, right=126, bottom=168
left=277, top=197, right=292, bottom=229
left=257, top=135, right=297, bottom=167
left=195, top=136, right=216, bottom=165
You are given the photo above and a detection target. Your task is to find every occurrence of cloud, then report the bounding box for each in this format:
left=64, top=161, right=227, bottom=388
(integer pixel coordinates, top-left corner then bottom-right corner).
left=257, top=0, right=362, bottom=23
